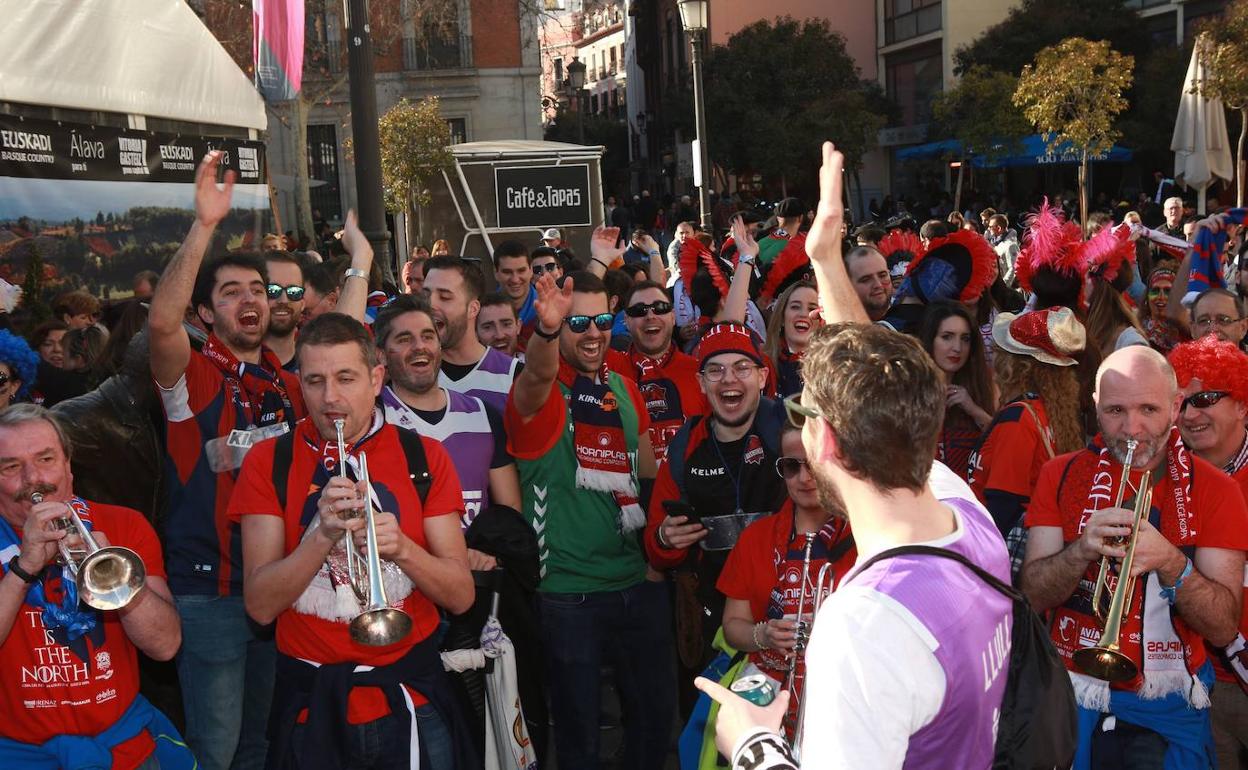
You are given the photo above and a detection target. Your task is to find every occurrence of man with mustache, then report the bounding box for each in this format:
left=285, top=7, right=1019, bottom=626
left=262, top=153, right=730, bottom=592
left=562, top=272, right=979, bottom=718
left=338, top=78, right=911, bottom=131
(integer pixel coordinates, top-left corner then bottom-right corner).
left=1023, top=345, right=1248, bottom=768
left=262, top=251, right=305, bottom=370
left=475, top=293, right=521, bottom=359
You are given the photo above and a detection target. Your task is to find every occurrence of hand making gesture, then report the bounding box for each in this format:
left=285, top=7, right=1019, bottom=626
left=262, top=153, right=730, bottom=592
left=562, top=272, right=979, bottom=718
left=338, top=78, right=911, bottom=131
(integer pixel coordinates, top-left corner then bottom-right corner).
left=194, top=151, right=237, bottom=228
left=533, top=271, right=573, bottom=337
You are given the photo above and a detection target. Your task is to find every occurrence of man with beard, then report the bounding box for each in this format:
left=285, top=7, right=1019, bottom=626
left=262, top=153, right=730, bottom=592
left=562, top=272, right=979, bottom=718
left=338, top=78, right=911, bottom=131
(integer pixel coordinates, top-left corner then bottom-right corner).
left=843, top=245, right=891, bottom=323
left=476, top=292, right=521, bottom=359
left=505, top=270, right=672, bottom=770
left=262, top=251, right=304, bottom=370
left=424, top=256, right=521, bottom=414
left=1023, top=345, right=1248, bottom=768
left=619, top=280, right=705, bottom=461
left=1168, top=337, right=1248, bottom=768
left=148, top=152, right=307, bottom=770
left=375, top=294, right=520, bottom=535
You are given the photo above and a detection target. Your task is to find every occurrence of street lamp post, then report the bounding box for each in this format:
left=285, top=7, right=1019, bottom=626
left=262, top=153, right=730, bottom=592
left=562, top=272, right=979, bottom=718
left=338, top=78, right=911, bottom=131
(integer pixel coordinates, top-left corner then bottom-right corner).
left=567, top=58, right=587, bottom=145
left=345, top=0, right=392, bottom=279
left=678, top=0, right=711, bottom=230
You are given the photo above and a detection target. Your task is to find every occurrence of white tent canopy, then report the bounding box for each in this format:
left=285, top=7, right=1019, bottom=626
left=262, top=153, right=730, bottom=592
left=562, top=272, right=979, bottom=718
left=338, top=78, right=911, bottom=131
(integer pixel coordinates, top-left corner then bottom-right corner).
left=0, top=0, right=267, bottom=131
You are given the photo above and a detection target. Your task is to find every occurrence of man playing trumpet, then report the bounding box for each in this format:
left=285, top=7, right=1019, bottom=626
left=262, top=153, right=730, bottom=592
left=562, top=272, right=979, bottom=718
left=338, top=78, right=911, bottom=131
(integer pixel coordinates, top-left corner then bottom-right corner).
left=229, top=313, right=476, bottom=769
left=1022, top=346, right=1248, bottom=769
left=0, top=405, right=188, bottom=769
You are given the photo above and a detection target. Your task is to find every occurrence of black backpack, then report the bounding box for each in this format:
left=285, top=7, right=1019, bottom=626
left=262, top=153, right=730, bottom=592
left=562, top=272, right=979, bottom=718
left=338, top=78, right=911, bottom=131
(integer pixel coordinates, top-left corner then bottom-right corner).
left=270, top=427, right=433, bottom=511
left=853, top=544, right=1077, bottom=770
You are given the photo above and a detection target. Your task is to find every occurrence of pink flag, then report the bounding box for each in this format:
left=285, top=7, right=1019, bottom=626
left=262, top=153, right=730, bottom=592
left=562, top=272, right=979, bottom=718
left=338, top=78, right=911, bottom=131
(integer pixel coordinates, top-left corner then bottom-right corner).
left=252, top=0, right=304, bottom=101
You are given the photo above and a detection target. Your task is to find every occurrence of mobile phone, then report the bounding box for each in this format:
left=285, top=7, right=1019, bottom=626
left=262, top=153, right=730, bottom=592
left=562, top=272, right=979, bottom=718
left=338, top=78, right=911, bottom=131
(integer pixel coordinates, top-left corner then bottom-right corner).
left=662, top=499, right=701, bottom=524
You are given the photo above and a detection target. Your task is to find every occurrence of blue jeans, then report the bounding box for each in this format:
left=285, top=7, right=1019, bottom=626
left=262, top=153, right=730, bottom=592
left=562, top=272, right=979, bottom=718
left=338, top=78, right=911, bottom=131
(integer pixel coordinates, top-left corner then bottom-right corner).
left=288, top=703, right=453, bottom=769
left=174, top=595, right=275, bottom=770
left=540, top=580, right=676, bottom=770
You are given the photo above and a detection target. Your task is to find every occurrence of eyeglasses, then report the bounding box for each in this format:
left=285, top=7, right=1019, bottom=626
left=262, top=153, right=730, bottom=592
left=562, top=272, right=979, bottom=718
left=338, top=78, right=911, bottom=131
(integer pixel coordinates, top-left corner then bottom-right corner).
left=624, top=300, right=673, bottom=318
left=531, top=262, right=561, bottom=276
left=775, top=456, right=808, bottom=479
left=701, top=361, right=760, bottom=382
left=1181, top=390, right=1230, bottom=411
left=783, top=393, right=827, bottom=429
left=564, top=313, right=615, bottom=333
left=267, top=283, right=306, bottom=301
left=1193, top=314, right=1244, bottom=329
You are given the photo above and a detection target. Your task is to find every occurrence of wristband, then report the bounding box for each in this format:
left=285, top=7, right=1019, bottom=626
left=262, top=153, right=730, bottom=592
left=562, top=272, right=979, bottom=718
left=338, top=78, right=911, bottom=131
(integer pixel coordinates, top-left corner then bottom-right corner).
left=739, top=253, right=757, bottom=266
left=8, top=555, right=40, bottom=584
left=532, top=324, right=560, bottom=341
left=1159, top=556, right=1193, bottom=605
left=752, top=621, right=765, bottom=651
left=344, top=267, right=368, bottom=282
left=656, top=521, right=672, bottom=549
left=591, top=257, right=610, bottom=269
left=648, top=250, right=660, bottom=256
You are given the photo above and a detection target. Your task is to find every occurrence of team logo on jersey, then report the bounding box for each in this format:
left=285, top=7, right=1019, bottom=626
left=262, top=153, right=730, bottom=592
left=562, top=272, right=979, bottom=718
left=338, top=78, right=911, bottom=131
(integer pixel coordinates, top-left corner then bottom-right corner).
left=598, top=432, right=613, bottom=447
left=94, top=651, right=111, bottom=672
left=743, top=435, right=765, bottom=465
left=640, top=381, right=669, bottom=415
left=601, top=391, right=618, bottom=413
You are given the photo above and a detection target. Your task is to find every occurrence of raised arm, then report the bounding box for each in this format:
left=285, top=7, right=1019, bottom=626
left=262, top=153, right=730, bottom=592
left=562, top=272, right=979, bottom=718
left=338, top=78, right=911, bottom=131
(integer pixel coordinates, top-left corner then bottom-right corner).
left=806, top=143, right=868, bottom=325
left=716, top=216, right=757, bottom=323
left=149, top=152, right=235, bottom=387
left=587, top=226, right=625, bottom=278
left=335, top=211, right=376, bottom=322
left=510, top=273, right=573, bottom=418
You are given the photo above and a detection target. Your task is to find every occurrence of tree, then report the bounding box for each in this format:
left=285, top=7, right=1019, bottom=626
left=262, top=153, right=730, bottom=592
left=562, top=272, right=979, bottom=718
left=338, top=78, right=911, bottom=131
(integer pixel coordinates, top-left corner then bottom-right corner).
left=1198, top=3, right=1248, bottom=206
left=930, top=66, right=1030, bottom=211
left=704, top=17, right=888, bottom=202
left=374, top=96, right=454, bottom=249
left=1014, top=37, right=1134, bottom=226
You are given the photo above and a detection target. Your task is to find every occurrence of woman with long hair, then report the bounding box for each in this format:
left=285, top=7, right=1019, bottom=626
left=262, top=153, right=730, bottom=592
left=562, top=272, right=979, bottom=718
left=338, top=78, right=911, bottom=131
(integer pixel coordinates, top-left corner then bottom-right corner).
left=919, top=300, right=996, bottom=480
left=763, top=281, right=818, bottom=398
left=430, top=239, right=451, bottom=257
left=969, top=308, right=1086, bottom=573
left=1083, top=225, right=1147, bottom=355
left=1138, top=264, right=1187, bottom=353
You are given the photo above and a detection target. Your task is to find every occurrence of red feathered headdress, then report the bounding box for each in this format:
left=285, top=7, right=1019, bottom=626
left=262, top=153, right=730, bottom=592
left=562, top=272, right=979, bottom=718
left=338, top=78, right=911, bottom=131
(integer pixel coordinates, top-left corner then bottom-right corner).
left=760, top=233, right=812, bottom=305
left=1015, top=199, right=1086, bottom=293
left=902, top=228, right=999, bottom=303
left=679, top=238, right=730, bottom=299
left=877, top=230, right=925, bottom=267
left=1079, top=223, right=1136, bottom=283
left=1169, top=334, right=1248, bottom=405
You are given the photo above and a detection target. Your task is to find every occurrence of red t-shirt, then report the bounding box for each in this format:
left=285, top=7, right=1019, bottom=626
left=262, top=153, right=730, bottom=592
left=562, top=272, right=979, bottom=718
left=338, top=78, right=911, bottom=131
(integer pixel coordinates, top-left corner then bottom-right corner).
left=228, top=419, right=465, bottom=723
left=968, top=397, right=1052, bottom=504
left=0, top=502, right=166, bottom=770
left=1026, top=448, right=1248, bottom=683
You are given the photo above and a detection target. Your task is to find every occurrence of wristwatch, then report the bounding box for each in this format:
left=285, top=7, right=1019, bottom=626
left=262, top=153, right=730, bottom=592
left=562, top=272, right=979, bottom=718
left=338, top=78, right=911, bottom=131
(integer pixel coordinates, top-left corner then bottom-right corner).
left=532, top=324, right=560, bottom=341
left=344, top=267, right=368, bottom=282
left=8, top=556, right=39, bottom=584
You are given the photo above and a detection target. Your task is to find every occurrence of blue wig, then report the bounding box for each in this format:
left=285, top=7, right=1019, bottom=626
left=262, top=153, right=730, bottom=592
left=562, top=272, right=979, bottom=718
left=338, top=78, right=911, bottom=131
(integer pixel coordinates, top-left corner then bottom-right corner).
left=0, top=329, right=41, bottom=399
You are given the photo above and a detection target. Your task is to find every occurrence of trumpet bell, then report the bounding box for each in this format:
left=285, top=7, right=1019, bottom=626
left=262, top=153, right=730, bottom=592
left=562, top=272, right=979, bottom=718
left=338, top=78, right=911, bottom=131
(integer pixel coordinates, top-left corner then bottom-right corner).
left=78, top=545, right=146, bottom=611
left=350, top=607, right=413, bottom=647
left=1072, top=645, right=1138, bottom=683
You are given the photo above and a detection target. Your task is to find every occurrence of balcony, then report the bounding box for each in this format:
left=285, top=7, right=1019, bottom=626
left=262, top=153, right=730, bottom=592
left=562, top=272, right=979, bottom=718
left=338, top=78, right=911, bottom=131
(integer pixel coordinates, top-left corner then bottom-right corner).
left=402, top=33, right=474, bottom=71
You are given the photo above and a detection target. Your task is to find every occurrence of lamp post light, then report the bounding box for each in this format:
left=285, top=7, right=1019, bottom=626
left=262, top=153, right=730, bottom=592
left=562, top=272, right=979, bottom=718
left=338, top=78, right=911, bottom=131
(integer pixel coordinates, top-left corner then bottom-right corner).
left=567, top=57, right=587, bottom=145
left=678, top=0, right=711, bottom=230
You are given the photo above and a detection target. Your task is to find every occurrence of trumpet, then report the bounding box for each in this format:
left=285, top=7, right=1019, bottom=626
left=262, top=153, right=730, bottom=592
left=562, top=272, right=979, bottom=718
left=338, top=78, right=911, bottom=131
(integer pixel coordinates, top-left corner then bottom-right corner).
left=347, top=453, right=413, bottom=647
left=334, top=419, right=367, bottom=600
left=1073, top=470, right=1153, bottom=682
left=784, top=533, right=817, bottom=696
left=32, top=492, right=145, bottom=611
left=790, top=555, right=839, bottom=763
left=1090, top=438, right=1138, bottom=622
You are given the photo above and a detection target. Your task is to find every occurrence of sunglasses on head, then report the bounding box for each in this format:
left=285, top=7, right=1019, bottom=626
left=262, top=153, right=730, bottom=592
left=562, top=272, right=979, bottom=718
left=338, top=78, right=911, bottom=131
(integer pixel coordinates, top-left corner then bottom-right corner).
left=1181, top=390, right=1230, bottom=411
left=531, top=262, right=560, bottom=276
left=267, top=283, right=306, bottom=301
left=624, top=300, right=673, bottom=318
left=565, top=313, right=615, bottom=333
left=775, top=456, right=807, bottom=479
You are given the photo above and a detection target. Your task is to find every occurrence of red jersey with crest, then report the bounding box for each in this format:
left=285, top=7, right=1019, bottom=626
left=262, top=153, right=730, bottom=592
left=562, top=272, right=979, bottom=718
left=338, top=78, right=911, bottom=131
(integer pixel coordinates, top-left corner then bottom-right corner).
left=615, top=345, right=707, bottom=462
left=0, top=502, right=166, bottom=770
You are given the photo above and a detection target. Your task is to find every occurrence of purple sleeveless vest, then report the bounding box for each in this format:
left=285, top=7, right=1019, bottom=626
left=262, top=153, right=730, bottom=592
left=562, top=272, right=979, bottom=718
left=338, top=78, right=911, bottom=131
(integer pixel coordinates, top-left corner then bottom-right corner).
left=439, top=347, right=518, bottom=414
left=381, top=387, right=497, bottom=528
left=848, top=497, right=1013, bottom=770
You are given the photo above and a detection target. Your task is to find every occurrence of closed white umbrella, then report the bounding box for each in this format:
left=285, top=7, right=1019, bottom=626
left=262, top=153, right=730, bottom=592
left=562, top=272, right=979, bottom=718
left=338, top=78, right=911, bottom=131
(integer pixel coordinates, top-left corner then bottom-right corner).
left=1172, top=33, right=1234, bottom=214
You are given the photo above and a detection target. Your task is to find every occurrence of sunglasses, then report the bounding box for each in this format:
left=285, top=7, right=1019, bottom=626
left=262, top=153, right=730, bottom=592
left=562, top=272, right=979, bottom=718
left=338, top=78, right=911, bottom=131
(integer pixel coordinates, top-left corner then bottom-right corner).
left=783, top=393, right=826, bottom=429
left=775, top=456, right=808, bottom=479
left=624, top=300, right=673, bottom=318
left=0, top=373, right=10, bottom=387
left=565, top=313, right=615, bottom=333
left=1181, top=390, right=1230, bottom=411
left=267, top=283, right=306, bottom=301
left=531, top=262, right=561, bottom=276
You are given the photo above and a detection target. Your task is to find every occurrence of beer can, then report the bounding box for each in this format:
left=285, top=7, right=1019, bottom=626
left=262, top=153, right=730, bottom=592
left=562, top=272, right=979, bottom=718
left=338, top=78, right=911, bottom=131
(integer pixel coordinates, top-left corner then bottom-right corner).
left=730, top=674, right=776, bottom=706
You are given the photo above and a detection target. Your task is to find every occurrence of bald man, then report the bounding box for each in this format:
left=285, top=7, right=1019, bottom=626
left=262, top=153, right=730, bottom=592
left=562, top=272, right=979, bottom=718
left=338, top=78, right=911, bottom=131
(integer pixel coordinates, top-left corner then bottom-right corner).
left=1021, top=346, right=1248, bottom=769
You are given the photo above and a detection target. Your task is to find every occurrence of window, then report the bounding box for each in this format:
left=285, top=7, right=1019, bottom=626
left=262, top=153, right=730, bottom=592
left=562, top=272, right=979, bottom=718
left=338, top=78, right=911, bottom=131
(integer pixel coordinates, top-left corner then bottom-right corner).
left=884, top=0, right=941, bottom=45
left=554, top=56, right=564, bottom=83
left=1184, top=0, right=1225, bottom=42
left=609, top=46, right=617, bottom=75
left=591, top=93, right=600, bottom=114
left=306, top=125, right=342, bottom=223
left=1123, top=0, right=1169, bottom=8
left=446, top=118, right=467, bottom=145
left=885, top=41, right=942, bottom=126
left=1143, top=10, right=1177, bottom=45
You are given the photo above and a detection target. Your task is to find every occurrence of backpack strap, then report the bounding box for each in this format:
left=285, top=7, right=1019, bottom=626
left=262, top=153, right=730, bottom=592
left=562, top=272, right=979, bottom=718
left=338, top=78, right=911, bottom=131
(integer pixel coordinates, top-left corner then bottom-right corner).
left=393, top=426, right=433, bottom=508
left=271, top=431, right=295, bottom=512
left=852, top=544, right=1023, bottom=604
left=1017, top=400, right=1055, bottom=459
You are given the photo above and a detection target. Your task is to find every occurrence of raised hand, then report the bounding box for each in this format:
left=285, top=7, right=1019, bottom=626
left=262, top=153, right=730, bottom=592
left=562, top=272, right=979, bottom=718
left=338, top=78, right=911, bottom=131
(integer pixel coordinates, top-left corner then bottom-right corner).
left=340, top=210, right=373, bottom=260
left=194, top=151, right=237, bottom=228
left=805, top=142, right=845, bottom=267
left=533, top=272, right=573, bottom=335
left=635, top=232, right=661, bottom=256
left=591, top=225, right=626, bottom=265
left=730, top=215, right=758, bottom=260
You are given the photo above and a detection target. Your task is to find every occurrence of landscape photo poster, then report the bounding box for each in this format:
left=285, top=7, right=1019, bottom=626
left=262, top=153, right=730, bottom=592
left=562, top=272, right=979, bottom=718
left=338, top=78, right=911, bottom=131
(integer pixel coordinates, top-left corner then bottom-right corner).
left=0, top=115, right=271, bottom=300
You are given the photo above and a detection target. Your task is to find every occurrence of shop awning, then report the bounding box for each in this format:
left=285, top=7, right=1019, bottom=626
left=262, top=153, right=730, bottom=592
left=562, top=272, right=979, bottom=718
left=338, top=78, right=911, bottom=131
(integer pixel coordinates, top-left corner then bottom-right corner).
left=896, top=134, right=1133, bottom=167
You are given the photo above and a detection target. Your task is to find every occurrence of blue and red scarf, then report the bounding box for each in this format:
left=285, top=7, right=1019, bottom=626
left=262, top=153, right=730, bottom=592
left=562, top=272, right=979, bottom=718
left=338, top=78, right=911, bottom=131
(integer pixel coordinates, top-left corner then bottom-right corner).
left=1184, top=208, right=1247, bottom=304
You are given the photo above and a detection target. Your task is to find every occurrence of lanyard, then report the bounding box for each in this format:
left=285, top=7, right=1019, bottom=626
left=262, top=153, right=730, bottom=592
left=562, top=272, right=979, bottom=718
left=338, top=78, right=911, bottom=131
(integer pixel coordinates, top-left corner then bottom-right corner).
left=709, top=422, right=747, bottom=516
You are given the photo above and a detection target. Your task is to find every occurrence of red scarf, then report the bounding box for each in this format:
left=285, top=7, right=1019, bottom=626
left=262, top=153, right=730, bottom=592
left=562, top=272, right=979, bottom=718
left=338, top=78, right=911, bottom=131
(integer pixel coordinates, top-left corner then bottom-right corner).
left=630, top=344, right=675, bottom=380
left=202, top=334, right=294, bottom=428
left=558, top=359, right=644, bottom=531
